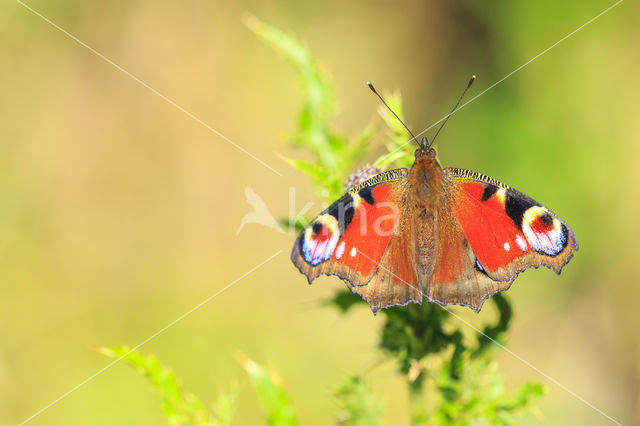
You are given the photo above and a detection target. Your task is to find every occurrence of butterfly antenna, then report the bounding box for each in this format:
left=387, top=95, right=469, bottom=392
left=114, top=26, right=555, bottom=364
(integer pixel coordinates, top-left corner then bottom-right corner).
left=367, top=82, right=421, bottom=148
left=430, top=75, right=476, bottom=147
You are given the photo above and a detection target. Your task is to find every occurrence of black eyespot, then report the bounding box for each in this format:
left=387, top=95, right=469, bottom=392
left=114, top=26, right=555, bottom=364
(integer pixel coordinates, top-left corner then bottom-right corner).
left=312, top=222, right=323, bottom=234
left=540, top=212, right=553, bottom=225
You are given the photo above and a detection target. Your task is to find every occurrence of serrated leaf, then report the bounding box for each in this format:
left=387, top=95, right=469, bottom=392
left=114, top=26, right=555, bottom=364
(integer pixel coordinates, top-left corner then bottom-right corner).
left=275, top=153, right=328, bottom=182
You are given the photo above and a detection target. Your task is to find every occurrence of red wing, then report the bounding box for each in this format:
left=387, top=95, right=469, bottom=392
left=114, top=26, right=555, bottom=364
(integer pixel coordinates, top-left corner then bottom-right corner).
left=348, top=229, right=422, bottom=313
left=426, top=206, right=514, bottom=312
left=443, top=168, right=578, bottom=282
left=291, top=169, right=421, bottom=312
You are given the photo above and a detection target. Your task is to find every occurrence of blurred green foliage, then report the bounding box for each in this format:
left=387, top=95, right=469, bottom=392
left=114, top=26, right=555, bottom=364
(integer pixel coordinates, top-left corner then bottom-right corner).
left=240, top=356, right=299, bottom=426
left=248, top=15, right=547, bottom=425
left=102, top=347, right=385, bottom=426
left=101, top=14, right=552, bottom=426
left=100, top=346, right=222, bottom=426
left=244, top=13, right=371, bottom=200
left=333, top=376, right=383, bottom=426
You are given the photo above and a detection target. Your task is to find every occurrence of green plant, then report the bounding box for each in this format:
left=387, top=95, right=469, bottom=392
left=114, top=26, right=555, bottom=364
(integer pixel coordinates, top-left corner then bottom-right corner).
left=333, top=376, right=382, bottom=426
left=100, top=346, right=227, bottom=426
left=101, top=16, right=546, bottom=426
left=246, top=15, right=546, bottom=425
left=238, top=355, right=299, bottom=426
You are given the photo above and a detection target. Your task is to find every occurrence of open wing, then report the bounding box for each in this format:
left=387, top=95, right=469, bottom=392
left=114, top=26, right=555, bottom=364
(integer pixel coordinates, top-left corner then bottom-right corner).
left=423, top=168, right=577, bottom=312
left=291, top=169, right=422, bottom=312
left=444, top=167, right=578, bottom=281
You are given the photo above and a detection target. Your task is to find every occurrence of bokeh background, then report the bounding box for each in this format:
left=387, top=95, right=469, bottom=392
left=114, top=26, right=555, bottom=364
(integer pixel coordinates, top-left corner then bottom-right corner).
left=1, top=0, right=639, bottom=424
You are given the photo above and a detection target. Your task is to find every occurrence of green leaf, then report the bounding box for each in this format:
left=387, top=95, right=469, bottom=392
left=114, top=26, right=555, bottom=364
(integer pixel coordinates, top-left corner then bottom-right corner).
left=378, top=303, right=454, bottom=376
left=100, top=346, right=212, bottom=426
left=341, top=124, right=375, bottom=175
left=275, top=153, right=327, bottom=181
left=240, top=356, right=299, bottom=426
left=244, top=14, right=342, bottom=174
left=275, top=152, right=340, bottom=196
left=474, top=293, right=512, bottom=358
left=333, top=376, right=383, bottom=426
left=211, top=386, right=238, bottom=426
left=500, top=381, right=547, bottom=414
left=247, top=18, right=547, bottom=426
left=279, top=217, right=307, bottom=233
left=327, top=289, right=366, bottom=313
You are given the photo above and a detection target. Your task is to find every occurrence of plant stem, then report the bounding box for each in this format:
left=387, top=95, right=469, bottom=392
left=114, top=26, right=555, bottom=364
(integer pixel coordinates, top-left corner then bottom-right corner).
left=409, top=371, right=427, bottom=426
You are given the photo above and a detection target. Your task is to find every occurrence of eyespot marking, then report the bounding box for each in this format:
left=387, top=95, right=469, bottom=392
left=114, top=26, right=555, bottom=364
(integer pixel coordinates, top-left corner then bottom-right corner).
left=312, top=222, right=323, bottom=234
left=521, top=206, right=567, bottom=256
left=301, top=214, right=340, bottom=265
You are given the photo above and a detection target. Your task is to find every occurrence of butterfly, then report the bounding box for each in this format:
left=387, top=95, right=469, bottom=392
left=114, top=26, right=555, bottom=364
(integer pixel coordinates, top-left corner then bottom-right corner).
left=290, top=81, right=578, bottom=314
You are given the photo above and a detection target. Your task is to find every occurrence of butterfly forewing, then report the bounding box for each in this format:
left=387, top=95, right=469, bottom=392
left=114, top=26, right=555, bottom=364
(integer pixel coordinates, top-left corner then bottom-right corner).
left=291, top=169, right=419, bottom=305
left=443, top=168, right=578, bottom=282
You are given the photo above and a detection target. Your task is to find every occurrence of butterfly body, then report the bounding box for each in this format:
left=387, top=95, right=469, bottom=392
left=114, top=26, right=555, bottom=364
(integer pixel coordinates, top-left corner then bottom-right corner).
left=291, top=146, right=577, bottom=313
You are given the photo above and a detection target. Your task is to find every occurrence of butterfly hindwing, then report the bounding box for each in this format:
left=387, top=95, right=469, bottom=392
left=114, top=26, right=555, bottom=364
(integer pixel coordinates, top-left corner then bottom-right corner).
left=348, top=229, right=422, bottom=313
left=426, top=204, right=514, bottom=312
left=443, top=168, right=578, bottom=282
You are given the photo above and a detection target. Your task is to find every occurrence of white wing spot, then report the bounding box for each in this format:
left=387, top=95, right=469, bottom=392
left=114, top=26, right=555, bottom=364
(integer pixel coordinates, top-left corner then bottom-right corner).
left=335, top=241, right=345, bottom=260
left=350, top=247, right=357, bottom=257
left=516, top=235, right=528, bottom=251
left=504, top=242, right=510, bottom=252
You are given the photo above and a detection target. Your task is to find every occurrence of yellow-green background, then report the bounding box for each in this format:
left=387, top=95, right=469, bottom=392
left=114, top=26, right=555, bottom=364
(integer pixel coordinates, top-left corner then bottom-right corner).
left=1, top=0, right=638, bottom=424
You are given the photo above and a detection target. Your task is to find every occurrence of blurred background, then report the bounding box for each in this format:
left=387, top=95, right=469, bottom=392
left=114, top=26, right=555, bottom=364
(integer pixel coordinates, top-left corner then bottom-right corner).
left=1, top=0, right=639, bottom=424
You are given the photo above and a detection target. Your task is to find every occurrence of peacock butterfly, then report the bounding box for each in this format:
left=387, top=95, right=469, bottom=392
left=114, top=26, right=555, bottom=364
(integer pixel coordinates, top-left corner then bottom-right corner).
left=290, top=78, right=578, bottom=313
